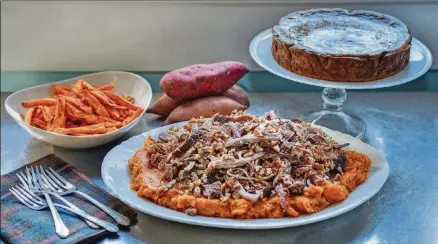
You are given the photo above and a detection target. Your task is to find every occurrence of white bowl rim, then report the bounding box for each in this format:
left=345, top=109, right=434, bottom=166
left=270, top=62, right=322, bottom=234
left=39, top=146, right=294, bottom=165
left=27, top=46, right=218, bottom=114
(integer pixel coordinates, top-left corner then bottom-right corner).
left=4, top=71, right=152, bottom=138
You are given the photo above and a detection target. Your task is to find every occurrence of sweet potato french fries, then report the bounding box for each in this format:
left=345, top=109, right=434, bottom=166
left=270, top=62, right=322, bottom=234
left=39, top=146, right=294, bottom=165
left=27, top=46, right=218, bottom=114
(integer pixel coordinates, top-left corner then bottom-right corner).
left=21, top=80, right=143, bottom=136
left=53, top=84, right=75, bottom=96
left=64, top=96, right=93, bottom=114
left=53, top=123, right=108, bottom=135
left=22, top=98, right=56, bottom=108
left=103, top=91, right=140, bottom=110
left=122, top=108, right=143, bottom=126
left=98, top=84, right=115, bottom=91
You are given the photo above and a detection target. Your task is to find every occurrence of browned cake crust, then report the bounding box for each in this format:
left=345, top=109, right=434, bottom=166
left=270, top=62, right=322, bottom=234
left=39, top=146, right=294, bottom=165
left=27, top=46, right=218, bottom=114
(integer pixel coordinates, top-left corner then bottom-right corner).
left=272, top=9, right=412, bottom=82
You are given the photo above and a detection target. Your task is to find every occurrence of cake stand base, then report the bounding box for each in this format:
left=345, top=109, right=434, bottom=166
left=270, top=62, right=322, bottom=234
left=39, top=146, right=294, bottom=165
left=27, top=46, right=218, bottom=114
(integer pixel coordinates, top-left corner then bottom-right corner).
left=299, top=87, right=366, bottom=139
left=300, top=109, right=366, bottom=139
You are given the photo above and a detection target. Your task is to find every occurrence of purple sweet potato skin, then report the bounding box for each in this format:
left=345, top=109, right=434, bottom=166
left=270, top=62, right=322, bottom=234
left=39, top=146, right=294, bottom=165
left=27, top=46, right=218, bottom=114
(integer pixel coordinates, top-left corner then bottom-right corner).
left=146, top=94, right=183, bottom=117
left=163, top=96, right=246, bottom=125
left=160, top=61, right=249, bottom=101
left=223, top=85, right=250, bottom=107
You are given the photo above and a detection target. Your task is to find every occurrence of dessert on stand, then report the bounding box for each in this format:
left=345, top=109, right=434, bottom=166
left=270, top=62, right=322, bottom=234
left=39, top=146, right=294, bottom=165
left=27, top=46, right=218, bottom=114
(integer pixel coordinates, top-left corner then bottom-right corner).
left=250, top=9, right=432, bottom=139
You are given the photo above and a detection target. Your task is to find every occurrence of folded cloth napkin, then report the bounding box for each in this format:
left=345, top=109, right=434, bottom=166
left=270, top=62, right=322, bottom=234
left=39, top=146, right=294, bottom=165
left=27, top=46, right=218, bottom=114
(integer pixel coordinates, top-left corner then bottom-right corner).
left=1, top=154, right=137, bottom=244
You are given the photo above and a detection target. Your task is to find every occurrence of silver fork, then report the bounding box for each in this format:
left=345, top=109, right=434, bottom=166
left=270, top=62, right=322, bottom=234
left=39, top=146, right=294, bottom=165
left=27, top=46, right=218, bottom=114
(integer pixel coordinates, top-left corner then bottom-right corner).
left=42, top=166, right=130, bottom=226
left=9, top=184, right=119, bottom=232
left=17, top=169, right=99, bottom=229
left=23, top=166, right=70, bottom=238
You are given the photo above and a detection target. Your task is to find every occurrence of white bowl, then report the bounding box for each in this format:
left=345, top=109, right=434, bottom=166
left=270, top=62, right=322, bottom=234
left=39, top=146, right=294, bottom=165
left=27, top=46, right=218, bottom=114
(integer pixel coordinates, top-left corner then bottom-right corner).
left=4, top=71, right=152, bottom=149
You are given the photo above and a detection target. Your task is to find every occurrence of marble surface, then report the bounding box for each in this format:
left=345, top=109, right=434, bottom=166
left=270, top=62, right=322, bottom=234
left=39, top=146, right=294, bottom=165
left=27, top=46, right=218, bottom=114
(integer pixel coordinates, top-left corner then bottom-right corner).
left=1, top=92, right=437, bottom=244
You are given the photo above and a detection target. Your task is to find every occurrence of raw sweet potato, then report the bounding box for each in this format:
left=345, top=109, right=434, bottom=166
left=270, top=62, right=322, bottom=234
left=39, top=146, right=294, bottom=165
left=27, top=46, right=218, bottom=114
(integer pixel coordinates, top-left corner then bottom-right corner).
left=160, top=61, right=249, bottom=101
left=146, top=94, right=183, bottom=117
left=163, top=96, right=246, bottom=125
left=147, top=86, right=250, bottom=117
left=223, top=85, right=250, bottom=107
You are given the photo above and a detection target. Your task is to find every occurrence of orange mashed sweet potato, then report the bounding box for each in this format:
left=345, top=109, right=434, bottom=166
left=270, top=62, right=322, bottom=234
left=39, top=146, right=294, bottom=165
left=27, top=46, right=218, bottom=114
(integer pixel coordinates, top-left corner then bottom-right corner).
left=129, top=140, right=371, bottom=219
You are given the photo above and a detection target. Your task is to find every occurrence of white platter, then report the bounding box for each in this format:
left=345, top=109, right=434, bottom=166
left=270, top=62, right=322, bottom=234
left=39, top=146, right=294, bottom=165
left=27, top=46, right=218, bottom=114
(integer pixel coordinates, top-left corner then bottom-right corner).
left=5, top=71, right=152, bottom=149
left=249, top=28, right=433, bottom=89
left=102, top=122, right=389, bottom=229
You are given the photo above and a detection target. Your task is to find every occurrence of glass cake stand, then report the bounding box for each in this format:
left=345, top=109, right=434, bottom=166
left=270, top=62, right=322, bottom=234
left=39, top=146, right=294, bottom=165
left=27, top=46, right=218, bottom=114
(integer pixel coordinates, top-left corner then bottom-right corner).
left=299, top=87, right=365, bottom=138
left=249, top=28, right=433, bottom=139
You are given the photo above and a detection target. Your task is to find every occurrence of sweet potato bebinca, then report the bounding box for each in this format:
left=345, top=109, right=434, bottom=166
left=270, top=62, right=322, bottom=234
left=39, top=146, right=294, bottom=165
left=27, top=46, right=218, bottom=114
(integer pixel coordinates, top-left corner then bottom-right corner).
left=163, top=96, right=246, bottom=125
left=160, top=62, right=249, bottom=101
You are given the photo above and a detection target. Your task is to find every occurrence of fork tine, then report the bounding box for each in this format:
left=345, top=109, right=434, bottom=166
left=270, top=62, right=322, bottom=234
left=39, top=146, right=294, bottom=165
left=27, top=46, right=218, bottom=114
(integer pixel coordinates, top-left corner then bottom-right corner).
left=26, top=167, right=34, bottom=188
left=48, top=167, right=70, bottom=186
left=19, top=171, right=30, bottom=184
left=9, top=188, right=32, bottom=208
left=17, top=184, right=45, bottom=204
left=39, top=166, right=61, bottom=192
left=38, top=167, right=58, bottom=192
left=10, top=187, right=37, bottom=209
left=37, top=166, right=49, bottom=189
left=35, top=166, right=49, bottom=189
left=15, top=185, right=43, bottom=205
left=30, top=166, right=41, bottom=189
left=16, top=173, right=29, bottom=189
left=44, top=168, right=65, bottom=188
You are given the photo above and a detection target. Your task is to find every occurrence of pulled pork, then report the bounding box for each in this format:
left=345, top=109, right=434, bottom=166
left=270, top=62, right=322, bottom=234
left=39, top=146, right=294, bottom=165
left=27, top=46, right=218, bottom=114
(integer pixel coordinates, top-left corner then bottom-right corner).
left=138, top=110, right=349, bottom=204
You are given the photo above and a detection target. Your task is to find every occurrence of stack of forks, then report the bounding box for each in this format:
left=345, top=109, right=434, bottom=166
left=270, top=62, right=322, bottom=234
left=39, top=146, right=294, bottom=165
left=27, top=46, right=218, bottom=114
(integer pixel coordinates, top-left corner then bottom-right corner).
left=9, top=166, right=130, bottom=238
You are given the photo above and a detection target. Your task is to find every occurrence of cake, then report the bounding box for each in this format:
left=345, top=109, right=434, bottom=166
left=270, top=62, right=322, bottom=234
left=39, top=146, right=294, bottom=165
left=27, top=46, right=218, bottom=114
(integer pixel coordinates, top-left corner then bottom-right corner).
left=272, top=8, right=412, bottom=82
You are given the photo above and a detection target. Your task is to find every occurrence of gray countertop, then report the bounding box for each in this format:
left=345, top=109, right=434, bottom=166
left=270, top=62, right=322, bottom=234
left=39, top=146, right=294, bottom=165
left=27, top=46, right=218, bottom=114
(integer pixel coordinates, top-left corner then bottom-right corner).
left=2, top=92, right=438, bottom=244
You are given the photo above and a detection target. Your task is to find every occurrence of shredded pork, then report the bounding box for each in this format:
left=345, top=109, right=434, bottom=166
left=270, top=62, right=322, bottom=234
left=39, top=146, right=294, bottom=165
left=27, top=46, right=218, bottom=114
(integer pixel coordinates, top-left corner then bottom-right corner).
left=139, top=110, right=349, bottom=203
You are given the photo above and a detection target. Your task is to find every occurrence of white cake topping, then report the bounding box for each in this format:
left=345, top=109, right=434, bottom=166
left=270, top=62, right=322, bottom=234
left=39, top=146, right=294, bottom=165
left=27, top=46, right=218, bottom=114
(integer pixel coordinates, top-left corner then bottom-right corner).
left=273, top=9, right=410, bottom=55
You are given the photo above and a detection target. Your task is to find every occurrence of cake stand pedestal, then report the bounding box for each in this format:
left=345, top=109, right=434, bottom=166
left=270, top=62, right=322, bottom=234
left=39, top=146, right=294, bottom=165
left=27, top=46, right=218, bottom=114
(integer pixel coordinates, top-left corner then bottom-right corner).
left=299, top=87, right=365, bottom=138
left=249, top=28, right=433, bottom=139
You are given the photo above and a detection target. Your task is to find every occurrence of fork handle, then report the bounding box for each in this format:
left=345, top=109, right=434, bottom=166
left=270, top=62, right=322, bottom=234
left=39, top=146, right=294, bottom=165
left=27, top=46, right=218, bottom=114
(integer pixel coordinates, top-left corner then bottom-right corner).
left=46, top=192, right=119, bottom=233
left=43, top=192, right=70, bottom=238
left=66, top=202, right=100, bottom=229
left=53, top=204, right=119, bottom=233
left=74, top=190, right=131, bottom=226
